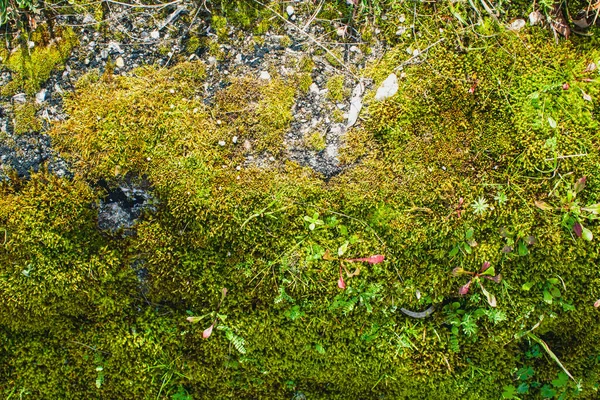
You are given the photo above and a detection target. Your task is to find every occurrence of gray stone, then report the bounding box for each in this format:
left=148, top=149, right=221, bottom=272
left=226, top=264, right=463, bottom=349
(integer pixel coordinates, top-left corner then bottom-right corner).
left=35, top=89, right=47, bottom=104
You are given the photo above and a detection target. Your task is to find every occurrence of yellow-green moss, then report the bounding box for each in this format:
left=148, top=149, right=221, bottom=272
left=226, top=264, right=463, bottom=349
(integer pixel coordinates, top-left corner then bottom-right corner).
left=1, top=26, right=77, bottom=96
left=305, top=132, right=327, bottom=152
left=13, top=102, right=42, bottom=134
left=326, top=74, right=346, bottom=102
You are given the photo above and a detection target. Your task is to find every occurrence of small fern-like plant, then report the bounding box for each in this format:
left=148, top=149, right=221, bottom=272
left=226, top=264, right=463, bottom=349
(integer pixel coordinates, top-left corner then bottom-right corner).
left=219, top=326, right=247, bottom=354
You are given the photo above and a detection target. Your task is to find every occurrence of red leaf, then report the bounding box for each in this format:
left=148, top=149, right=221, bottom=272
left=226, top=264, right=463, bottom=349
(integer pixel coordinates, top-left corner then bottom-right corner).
left=202, top=324, right=214, bottom=339
left=337, top=275, right=346, bottom=290
left=481, top=261, right=491, bottom=272
left=573, top=222, right=583, bottom=238
left=594, top=299, right=600, bottom=308
left=459, top=280, right=472, bottom=295
left=562, top=83, right=570, bottom=90
left=346, top=255, right=385, bottom=264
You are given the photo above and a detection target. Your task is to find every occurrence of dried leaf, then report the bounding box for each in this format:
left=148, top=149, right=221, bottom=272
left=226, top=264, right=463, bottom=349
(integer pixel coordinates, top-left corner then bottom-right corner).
left=203, top=324, right=214, bottom=339
left=582, top=91, right=592, bottom=102
left=478, top=281, right=497, bottom=307
left=400, top=306, right=435, bottom=319
left=187, top=316, right=202, bottom=323
left=574, top=176, right=586, bottom=194
left=582, top=203, right=600, bottom=214
left=535, top=200, right=553, bottom=211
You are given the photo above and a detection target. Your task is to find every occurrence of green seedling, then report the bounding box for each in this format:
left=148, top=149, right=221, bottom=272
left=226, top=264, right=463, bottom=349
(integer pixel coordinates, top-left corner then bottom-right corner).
left=536, top=177, right=599, bottom=241
left=449, top=227, right=477, bottom=257
left=453, top=261, right=502, bottom=307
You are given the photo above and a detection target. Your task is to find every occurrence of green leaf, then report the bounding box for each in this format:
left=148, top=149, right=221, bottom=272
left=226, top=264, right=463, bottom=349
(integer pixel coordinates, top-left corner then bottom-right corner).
left=517, top=382, right=530, bottom=394
left=338, top=241, right=349, bottom=257
left=540, top=384, right=556, bottom=398
left=465, top=227, right=474, bottom=239
left=543, top=290, right=553, bottom=304
left=464, top=243, right=473, bottom=254
left=552, top=372, right=569, bottom=388
left=548, top=116, right=557, bottom=129
left=550, top=286, right=561, bottom=298
left=502, top=385, right=517, bottom=399
left=449, top=246, right=459, bottom=257
left=517, top=240, right=528, bottom=256
left=581, top=226, right=593, bottom=241
left=522, top=281, right=535, bottom=291
left=480, top=266, right=496, bottom=276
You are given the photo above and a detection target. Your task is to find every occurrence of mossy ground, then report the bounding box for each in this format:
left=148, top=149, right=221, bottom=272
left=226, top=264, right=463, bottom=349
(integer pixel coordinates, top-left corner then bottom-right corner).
left=1, top=2, right=600, bottom=399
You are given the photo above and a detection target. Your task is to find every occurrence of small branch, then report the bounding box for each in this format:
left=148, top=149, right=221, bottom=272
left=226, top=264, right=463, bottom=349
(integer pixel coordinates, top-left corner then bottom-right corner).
left=104, top=0, right=182, bottom=10
left=250, top=0, right=358, bottom=79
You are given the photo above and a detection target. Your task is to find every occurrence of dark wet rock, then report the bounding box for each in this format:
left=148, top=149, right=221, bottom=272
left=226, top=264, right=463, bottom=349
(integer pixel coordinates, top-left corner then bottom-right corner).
left=97, top=182, right=156, bottom=233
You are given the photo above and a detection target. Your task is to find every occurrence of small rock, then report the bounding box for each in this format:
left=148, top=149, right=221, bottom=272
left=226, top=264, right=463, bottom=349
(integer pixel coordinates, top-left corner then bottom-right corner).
left=108, top=41, right=123, bottom=54
left=232, top=136, right=238, bottom=144
left=243, top=140, right=252, bottom=151
left=218, top=140, right=226, bottom=146
left=259, top=71, right=271, bottom=81
left=234, top=53, right=243, bottom=64
left=529, top=11, right=544, bottom=26
left=268, top=156, right=275, bottom=162
left=115, top=57, right=125, bottom=68
left=207, top=56, right=217, bottom=66
left=35, top=89, right=46, bottom=104
left=347, top=81, right=365, bottom=128
left=12, top=93, right=26, bottom=103
left=150, top=30, right=160, bottom=39
left=412, top=49, right=420, bottom=57
left=508, top=19, right=526, bottom=31
left=374, top=73, right=398, bottom=102
left=286, top=5, right=294, bottom=16
left=399, top=14, right=406, bottom=23
left=309, top=83, right=320, bottom=94
left=82, top=14, right=96, bottom=25
left=349, top=45, right=361, bottom=53
left=27, top=41, right=35, bottom=49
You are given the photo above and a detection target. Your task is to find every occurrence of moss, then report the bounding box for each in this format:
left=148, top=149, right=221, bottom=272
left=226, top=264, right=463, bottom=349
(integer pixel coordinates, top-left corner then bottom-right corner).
left=326, top=74, right=346, bottom=102
left=1, top=25, right=77, bottom=96
left=305, top=132, right=327, bottom=152
left=280, top=35, right=292, bottom=48
left=211, top=15, right=229, bottom=40
left=296, top=72, right=313, bottom=93
left=13, top=102, right=42, bottom=134
left=185, top=35, right=201, bottom=54
left=299, top=55, right=315, bottom=73
left=4, top=4, right=600, bottom=399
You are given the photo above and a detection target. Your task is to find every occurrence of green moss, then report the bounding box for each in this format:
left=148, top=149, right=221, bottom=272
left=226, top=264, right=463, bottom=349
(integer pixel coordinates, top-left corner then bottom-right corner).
left=1, top=25, right=77, bottom=96
left=13, top=102, right=42, bottom=134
